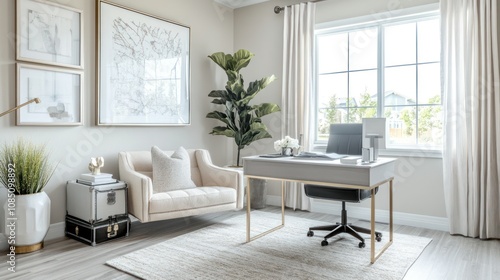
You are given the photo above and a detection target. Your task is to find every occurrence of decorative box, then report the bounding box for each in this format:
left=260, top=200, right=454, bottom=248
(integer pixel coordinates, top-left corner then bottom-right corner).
left=65, top=215, right=130, bottom=246
left=66, top=180, right=128, bottom=224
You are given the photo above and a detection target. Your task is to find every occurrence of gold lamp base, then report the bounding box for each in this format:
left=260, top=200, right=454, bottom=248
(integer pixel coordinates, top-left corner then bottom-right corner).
left=15, top=242, right=44, bottom=254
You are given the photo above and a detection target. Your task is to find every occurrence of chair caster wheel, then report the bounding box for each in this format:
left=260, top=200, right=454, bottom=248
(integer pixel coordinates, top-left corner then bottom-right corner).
left=358, top=242, right=365, bottom=248
left=321, top=240, right=329, bottom=246
left=375, top=232, right=382, bottom=242
left=307, top=230, right=314, bottom=237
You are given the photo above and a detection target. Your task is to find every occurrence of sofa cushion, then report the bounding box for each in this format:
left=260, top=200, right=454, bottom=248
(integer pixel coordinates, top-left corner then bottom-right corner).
left=149, top=186, right=237, bottom=213
left=151, top=146, right=196, bottom=193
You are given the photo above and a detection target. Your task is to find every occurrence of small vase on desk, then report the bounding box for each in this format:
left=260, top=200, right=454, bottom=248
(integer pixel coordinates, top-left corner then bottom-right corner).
left=281, top=147, right=293, bottom=156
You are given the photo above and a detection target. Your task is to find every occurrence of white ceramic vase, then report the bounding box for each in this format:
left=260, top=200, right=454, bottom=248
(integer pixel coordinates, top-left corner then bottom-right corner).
left=4, top=192, right=51, bottom=253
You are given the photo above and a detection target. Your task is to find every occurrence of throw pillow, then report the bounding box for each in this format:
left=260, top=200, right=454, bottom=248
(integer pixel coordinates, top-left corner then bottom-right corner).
left=151, top=146, right=196, bottom=193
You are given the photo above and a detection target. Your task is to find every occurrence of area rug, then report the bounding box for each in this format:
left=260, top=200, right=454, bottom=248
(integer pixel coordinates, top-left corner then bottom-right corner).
left=106, top=211, right=432, bottom=280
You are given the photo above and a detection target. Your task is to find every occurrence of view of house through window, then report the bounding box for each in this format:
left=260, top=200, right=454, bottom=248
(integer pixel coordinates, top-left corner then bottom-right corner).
left=314, top=12, right=441, bottom=150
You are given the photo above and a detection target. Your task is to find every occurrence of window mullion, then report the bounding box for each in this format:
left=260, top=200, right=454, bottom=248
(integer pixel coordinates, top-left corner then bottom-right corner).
left=377, top=26, right=384, bottom=117
left=415, top=22, right=419, bottom=145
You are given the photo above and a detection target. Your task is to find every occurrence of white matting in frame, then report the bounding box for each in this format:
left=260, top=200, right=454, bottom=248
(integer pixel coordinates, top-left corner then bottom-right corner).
left=16, top=63, right=83, bottom=126
left=16, top=0, right=83, bottom=69
left=97, top=0, right=191, bottom=126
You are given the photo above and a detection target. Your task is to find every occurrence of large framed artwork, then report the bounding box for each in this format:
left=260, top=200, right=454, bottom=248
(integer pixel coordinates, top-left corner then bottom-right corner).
left=96, top=1, right=191, bottom=126
left=16, top=63, right=83, bottom=126
left=16, top=0, right=83, bottom=69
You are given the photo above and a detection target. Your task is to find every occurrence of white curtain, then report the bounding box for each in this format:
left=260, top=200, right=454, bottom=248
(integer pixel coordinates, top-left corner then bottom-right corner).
left=281, top=3, right=315, bottom=210
left=441, top=0, right=500, bottom=238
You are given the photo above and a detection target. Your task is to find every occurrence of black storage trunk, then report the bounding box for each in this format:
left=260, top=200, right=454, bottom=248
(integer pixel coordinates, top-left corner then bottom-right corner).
left=65, top=215, right=130, bottom=246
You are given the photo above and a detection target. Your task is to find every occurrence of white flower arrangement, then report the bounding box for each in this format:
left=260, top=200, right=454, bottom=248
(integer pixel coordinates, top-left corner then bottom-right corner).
left=274, top=136, right=300, bottom=152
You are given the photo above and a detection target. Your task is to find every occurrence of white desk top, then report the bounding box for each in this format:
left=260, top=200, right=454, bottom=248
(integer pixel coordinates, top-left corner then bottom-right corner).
left=243, top=155, right=396, bottom=188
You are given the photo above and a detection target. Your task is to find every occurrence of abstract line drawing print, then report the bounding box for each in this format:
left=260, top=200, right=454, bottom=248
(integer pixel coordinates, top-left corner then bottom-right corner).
left=27, top=9, right=72, bottom=57
left=109, top=16, right=189, bottom=122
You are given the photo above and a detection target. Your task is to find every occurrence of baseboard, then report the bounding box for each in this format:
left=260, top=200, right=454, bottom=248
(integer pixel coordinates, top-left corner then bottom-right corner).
left=267, top=195, right=449, bottom=232
left=0, top=221, right=66, bottom=252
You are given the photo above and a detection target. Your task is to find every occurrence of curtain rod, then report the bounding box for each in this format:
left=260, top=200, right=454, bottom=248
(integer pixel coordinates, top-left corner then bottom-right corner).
left=274, top=0, right=326, bottom=14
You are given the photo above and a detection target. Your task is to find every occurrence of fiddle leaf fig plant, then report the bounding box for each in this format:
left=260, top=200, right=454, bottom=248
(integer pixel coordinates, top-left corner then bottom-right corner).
left=207, top=49, right=280, bottom=167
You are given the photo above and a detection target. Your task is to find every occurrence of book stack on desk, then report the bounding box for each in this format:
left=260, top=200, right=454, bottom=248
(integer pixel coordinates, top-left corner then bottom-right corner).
left=77, top=173, right=118, bottom=185
left=340, top=156, right=362, bottom=164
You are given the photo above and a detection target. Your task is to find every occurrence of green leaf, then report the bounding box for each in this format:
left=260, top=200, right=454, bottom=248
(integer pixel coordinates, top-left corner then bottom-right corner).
left=206, top=112, right=230, bottom=127
left=243, top=75, right=276, bottom=103
left=210, top=127, right=236, bottom=138
left=254, top=103, right=281, bottom=117
left=232, top=49, right=254, bottom=72
left=208, top=90, right=227, bottom=98
left=208, top=52, right=230, bottom=70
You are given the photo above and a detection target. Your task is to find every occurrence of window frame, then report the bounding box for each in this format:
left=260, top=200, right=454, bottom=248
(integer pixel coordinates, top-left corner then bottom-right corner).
left=311, top=4, right=441, bottom=157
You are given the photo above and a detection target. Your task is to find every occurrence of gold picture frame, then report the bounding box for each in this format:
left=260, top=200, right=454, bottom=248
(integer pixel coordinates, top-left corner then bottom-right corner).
left=96, top=0, right=191, bottom=126
left=16, top=0, right=83, bottom=69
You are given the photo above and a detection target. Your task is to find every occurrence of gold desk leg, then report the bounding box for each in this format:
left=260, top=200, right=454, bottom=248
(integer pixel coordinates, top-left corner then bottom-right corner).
left=370, top=188, right=376, bottom=263
left=370, top=179, right=394, bottom=264
left=390, top=180, right=394, bottom=242
left=281, top=180, right=285, bottom=226
left=246, top=176, right=251, bottom=242
left=246, top=177, right=285, bottom=243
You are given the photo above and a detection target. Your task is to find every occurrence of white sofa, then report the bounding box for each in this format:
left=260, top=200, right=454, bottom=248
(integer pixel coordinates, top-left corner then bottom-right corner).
left=118, top=149, right=244, bottom=223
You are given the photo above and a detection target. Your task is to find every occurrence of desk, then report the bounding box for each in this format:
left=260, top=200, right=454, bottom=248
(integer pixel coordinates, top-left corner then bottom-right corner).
left=243, top=155, right=396, bottom=264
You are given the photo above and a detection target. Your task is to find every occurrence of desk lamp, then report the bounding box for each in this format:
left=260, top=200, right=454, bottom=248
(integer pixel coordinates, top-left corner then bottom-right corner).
left=362, top=118, right=386, bottom=162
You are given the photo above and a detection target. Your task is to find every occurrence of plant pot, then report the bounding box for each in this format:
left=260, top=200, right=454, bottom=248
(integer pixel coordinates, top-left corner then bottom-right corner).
left=249, top=178, right=267, bottom=209
left=281, top=147, right=293, bottom=156
left=4, top=192, right=51, bottom=253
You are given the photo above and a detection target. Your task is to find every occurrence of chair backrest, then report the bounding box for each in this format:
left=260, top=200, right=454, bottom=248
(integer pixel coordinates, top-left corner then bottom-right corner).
left=305, top=123, right=375, bottom=203
left=325, top=123, right=363, bottom=155
left=119, top=150, right=203, bottom=187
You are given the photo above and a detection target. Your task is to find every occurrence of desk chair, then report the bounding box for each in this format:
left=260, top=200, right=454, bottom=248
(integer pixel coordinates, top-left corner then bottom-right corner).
left=304, top=123, right=382, bottom=248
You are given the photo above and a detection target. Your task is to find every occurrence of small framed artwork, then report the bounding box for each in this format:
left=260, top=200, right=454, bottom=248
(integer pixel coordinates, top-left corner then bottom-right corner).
left=96, top=0, right=191, bottom=126
left=16, top=63, right=83, bottom=126
left=16, top=0, right=83, bottom=69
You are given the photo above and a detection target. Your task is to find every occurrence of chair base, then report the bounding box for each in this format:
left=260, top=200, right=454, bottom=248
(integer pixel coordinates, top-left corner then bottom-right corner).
left=307, top=202, right=382, bottom=248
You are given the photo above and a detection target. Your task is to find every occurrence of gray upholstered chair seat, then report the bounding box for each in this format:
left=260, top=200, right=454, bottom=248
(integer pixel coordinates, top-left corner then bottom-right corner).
left=304, top=186, right=376, bottom=203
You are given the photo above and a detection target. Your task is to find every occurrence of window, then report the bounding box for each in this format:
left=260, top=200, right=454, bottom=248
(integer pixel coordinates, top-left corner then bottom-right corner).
left=314, top=7, right=441, bottom=151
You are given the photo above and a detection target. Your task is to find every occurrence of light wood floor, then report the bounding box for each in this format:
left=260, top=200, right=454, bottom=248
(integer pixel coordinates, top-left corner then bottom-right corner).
left=1, top=207, right=499, bottom=280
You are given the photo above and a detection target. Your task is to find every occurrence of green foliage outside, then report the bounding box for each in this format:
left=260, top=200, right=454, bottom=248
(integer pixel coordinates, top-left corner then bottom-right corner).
left=399, top=95, right=442, bottom=143
left=320, top=91, right=442, bottom=145
left=319, top=90, right=376, bottom=135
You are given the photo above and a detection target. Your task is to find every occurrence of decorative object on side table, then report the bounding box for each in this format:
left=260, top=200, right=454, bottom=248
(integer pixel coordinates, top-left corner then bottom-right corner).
left=0, top=139, right=55, bottom=253
left=206, top=49, right=281, bottom=167
left=274, top=136, right=300, bottom=156
left=88, top=156, right=105, bottom=175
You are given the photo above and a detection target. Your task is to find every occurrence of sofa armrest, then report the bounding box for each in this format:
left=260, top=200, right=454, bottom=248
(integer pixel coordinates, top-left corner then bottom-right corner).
left=195, top=150, right=244, bottom=209
left=118, top=152, right=153, bottom=222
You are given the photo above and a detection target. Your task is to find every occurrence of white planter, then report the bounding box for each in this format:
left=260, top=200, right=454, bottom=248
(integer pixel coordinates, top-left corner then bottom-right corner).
left=4, top=192, right=51, bottom=253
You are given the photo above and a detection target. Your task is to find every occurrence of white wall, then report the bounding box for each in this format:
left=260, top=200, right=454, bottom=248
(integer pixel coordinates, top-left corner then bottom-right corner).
left=0, top=0, right=235, bottom=234
left=234, top=0, right=447, bottom=221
